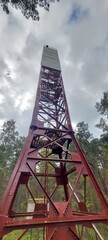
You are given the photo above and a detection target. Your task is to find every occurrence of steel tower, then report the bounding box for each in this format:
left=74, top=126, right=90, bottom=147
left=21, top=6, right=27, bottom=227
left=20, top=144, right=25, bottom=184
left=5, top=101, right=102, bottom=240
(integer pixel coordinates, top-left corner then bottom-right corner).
left=0, top=46, right=108, bottom=239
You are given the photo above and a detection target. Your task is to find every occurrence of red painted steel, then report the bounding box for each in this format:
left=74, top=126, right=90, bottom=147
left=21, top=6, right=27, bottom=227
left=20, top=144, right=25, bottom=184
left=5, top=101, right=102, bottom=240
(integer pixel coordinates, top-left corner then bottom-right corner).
left=0, top=46, right=108, bottom=239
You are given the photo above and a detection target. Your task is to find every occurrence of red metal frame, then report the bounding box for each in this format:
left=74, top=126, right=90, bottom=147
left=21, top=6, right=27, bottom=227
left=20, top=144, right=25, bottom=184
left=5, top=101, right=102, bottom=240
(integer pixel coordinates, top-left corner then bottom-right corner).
left=0, top=47, right=108, bottom=239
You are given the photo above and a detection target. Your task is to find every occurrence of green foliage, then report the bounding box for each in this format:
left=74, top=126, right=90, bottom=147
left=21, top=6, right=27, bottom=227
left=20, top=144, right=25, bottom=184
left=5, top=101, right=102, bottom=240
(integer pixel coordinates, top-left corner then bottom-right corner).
left=0, top=0, right=60, bottom=20
left=3, top=229, right=43, bottom=240
left=95, top=91, right=108, bottom=135
left=0, top=119, right=18, bottom=145
left=0, top=119, right=25, bottom=199
left=96, top=91, right=108, bottom=116
left=76, top=118, right=108, bottom=202
left=76, top=121, right=93, bottom=154
left=94, top=91, right=108, bottom=198
left=76, top=121, right=92, bottom=142
left=96, top=117, right=108, bottom=133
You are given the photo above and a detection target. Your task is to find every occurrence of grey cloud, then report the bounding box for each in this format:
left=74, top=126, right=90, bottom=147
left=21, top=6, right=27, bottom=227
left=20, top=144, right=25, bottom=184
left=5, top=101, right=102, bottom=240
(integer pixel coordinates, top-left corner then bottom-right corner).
left=82, top=46, right=108, bottom=91
left=0, top=0, right=108, bottom=138
left=69, top=3, right=89, bottom=23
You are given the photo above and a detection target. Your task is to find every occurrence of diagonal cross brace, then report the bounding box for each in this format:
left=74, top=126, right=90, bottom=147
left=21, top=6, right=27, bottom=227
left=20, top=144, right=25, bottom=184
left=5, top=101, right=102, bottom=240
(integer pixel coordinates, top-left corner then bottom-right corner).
left=26, top=162, right=59, bottom=215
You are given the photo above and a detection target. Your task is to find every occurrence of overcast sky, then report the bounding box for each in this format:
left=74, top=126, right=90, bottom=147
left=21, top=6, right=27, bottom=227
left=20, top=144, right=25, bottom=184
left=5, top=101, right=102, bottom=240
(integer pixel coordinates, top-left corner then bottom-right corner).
left=0, top=0, right=108, bottom=137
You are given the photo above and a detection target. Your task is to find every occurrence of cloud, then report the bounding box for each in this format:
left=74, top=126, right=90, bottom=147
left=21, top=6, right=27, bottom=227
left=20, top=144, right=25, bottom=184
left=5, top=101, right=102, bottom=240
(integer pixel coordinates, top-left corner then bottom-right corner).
left=69, top=3, right=89, bottom=23
left=0, top=0, right=108, bottom=138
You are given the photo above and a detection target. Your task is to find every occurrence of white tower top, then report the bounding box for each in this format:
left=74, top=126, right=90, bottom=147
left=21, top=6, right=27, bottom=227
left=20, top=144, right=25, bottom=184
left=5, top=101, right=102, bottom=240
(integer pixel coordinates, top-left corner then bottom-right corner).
left=41, top=45, right=61, bottom=71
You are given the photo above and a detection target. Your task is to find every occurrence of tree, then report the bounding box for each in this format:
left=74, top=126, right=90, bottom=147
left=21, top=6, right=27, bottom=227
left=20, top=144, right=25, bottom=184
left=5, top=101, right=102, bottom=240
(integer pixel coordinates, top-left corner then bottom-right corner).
left=0, top=0, right=60, bottom=20
left=96, top=91, right=108, bottom=116
left=95, top=91, right=108, bottom=136
left=0, top=119, right=19, bottom=146
left=76, top=121, right=92, bottom=141
left=76, top=121, right=93, bottom=153
left=76, top=121, right=108, bottom=196
left=94, top=93, right=108, bottom=197
left=0, top=119, right=25, bottom=199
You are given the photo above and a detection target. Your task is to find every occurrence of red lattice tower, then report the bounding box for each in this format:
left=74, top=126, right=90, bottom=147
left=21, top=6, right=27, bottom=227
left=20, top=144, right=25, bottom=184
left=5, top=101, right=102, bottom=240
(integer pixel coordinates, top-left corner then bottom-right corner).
left=0, top=46, right=108, bottom=240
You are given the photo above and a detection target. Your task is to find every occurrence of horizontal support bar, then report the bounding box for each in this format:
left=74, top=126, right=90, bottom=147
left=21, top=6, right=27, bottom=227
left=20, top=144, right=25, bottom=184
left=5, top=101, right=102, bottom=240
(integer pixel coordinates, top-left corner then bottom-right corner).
left=27, top=157, right=81, bottom=164
left=35, top=173, right=60, bottom=177
left=10, top=211, right=48, bottom=218
left=4, top=215, right=108, bottom=231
